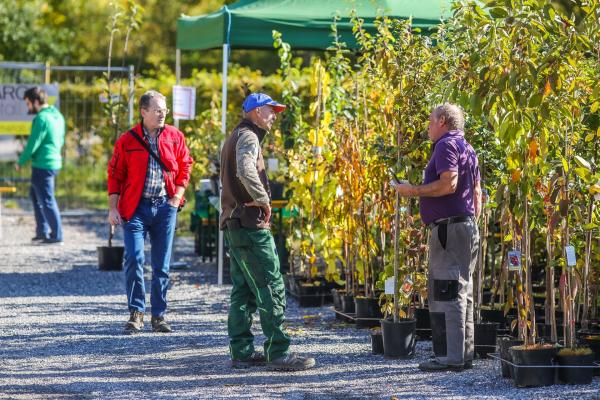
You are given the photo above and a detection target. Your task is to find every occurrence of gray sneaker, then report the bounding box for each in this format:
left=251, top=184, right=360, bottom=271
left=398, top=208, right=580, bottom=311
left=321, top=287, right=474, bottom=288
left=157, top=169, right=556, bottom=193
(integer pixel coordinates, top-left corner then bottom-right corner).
left=267, top=353, right=316, bottom=371
left=151, top=316, right=172, bottom=333
left=231, top=352, right=267, bottom=369
left=124, top=311, right=144, bottom=334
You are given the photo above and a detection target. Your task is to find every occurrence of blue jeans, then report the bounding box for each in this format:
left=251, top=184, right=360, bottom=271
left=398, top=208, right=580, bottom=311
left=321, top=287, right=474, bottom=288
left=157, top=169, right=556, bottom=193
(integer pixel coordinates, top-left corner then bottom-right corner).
left=122, top=196, right=177, bottom=317
left=30, top=167, right=62, bottom=241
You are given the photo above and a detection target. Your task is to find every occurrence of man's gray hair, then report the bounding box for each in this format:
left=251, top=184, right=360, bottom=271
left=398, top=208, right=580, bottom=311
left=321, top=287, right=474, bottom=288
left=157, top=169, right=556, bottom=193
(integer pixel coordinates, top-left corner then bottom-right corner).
left=139, top=90, right=166, bottom=109
left=433, top=103, right=465, bottom=131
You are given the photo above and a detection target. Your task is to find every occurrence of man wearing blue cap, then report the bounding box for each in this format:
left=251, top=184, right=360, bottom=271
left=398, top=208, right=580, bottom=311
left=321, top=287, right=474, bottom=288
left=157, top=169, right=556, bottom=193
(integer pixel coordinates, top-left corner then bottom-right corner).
left=220, top=93, right=316, bottom=371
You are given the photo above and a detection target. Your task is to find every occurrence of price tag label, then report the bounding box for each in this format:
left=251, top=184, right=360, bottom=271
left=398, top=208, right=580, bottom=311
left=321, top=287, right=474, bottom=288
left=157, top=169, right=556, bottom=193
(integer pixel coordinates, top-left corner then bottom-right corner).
left=565, top=245, right=577, bottom=267
left=401, top=276, right=413, bottom=297
left=385, top=277, right=395, bottom=295
left=507, top=250, right=521, bottom=271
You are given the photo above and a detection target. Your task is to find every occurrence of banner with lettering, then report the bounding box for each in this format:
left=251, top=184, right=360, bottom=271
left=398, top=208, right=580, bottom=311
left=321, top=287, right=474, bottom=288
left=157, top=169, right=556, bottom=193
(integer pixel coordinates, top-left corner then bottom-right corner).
left=0, top=84, right=60, bottom=135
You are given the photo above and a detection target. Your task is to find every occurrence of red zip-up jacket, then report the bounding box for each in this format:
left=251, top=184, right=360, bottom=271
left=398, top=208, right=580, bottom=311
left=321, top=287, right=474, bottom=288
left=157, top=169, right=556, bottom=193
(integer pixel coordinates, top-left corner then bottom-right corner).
left=107, top=123, right=193, bottom=220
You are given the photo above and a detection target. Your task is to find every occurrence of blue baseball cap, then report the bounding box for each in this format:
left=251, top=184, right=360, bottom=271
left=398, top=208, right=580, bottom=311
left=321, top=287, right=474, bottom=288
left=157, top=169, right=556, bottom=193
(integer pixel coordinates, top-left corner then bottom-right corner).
left=242, top=93, right=286, bottom=113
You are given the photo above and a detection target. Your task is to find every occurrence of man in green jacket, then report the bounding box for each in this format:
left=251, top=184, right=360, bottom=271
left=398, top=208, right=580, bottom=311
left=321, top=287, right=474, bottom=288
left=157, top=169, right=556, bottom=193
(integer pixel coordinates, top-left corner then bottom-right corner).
left=17, top=87, right=65, bottom=244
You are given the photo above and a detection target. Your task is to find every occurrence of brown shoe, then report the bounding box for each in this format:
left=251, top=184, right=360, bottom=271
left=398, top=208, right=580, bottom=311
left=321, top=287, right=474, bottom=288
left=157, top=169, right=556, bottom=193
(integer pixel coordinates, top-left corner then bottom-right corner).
left=151, top=316, right=172, bottom=333
left=124, top=311, right=144, bottom=334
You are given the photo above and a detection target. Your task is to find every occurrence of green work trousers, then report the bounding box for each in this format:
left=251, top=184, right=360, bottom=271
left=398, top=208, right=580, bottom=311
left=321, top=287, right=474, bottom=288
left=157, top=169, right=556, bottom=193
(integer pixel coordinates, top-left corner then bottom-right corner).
left=225, top=227, right=290, bottom=362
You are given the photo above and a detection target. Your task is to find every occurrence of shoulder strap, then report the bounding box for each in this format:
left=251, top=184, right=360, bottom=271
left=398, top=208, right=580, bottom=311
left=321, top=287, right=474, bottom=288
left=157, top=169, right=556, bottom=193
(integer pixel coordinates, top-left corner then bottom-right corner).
left=128, top=129, right=170, bottom=173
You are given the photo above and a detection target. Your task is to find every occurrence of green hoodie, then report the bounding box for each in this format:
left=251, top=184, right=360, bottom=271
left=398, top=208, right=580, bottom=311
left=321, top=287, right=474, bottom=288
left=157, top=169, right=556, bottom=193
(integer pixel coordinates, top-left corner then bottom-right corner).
left=18, top=106, right=65, bottom=170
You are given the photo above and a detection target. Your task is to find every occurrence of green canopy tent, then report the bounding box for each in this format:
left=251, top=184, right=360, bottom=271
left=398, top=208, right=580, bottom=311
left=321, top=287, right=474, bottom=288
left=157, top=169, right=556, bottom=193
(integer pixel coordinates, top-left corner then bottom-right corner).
left=177, top=0, right=451, bottom=51
left=175, top=0, right=452, bottom=284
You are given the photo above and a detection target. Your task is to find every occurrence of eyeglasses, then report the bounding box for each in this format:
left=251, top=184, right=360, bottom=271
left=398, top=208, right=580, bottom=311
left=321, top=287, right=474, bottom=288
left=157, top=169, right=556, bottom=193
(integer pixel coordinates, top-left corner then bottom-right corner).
left=145, top=108, right=170, bottom=116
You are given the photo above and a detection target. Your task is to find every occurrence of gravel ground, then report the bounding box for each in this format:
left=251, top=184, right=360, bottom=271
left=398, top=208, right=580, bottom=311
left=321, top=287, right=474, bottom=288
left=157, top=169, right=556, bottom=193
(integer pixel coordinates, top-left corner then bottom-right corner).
left=0, top=208, right=598, bottom=400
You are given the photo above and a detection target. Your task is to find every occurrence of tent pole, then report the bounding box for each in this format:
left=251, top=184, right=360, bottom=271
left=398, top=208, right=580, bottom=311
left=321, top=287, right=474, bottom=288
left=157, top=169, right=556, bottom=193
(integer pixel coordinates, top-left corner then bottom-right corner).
left=218, top=43, right=229, bottom=285
left=174, top=49, right=181, bottom=129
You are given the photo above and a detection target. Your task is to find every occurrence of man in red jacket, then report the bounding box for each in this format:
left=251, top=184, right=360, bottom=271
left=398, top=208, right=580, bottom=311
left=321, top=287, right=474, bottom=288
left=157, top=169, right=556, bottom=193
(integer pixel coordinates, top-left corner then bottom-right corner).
left=107, top=90, right=193, bottom=334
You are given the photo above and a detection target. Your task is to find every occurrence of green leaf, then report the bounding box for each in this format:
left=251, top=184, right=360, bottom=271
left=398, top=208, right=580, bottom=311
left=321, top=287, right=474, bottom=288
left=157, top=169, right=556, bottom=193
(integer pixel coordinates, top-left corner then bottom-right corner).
left=574, top=167, right=592, bottom=182
left=529, top=93, right=543, bottom=108
left=489, top=8, right=509, bottom=18
left=574, top=155, right=591, bottom=171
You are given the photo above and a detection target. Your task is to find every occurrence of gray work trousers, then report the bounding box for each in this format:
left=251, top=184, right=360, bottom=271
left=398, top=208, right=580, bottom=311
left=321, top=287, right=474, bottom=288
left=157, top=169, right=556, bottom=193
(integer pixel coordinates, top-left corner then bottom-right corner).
left=427, top=218, right=479, bottom=366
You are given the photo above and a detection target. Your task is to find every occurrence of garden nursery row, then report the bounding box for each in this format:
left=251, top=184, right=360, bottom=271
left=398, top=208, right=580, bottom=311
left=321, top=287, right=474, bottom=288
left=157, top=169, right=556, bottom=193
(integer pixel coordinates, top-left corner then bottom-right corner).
left=267, top=0, right=600, bottom=389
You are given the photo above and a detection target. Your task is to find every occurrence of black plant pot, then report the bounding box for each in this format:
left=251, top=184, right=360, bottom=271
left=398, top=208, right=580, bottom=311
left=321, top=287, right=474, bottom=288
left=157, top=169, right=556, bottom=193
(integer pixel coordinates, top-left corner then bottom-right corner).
left=498, top=337, right=523, bottom=378
left=557, top=352, right=594, bottom=385
left=355, top=297, right=383, bottom=319
left=475, top=322, right=499, bottom=358
left=341, top=295, right=355, bottom=314
left=509, top=346, right=559, bottom=387
left=97, top=246, right=124, bottom=271
left=270, top=181, right=285, bottom=200
left=579, top=336, right=600, bottom=376
left=381, top=318, right=416, bottom=359
left=371, top=332, right=384, bottom=355
left=415, top=308, right=431, bottom=340
left=481, top=309, right=506, bottom=328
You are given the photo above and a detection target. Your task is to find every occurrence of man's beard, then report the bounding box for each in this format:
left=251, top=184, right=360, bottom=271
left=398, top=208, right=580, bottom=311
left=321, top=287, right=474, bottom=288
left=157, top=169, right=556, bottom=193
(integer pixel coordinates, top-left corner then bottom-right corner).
left=27, top=107, right=38, bottom=115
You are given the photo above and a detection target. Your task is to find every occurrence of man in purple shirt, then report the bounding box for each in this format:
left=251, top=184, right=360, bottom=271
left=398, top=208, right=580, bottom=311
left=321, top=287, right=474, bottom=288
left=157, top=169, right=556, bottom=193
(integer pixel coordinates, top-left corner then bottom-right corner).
left=394, top=103, right=481, bottom=372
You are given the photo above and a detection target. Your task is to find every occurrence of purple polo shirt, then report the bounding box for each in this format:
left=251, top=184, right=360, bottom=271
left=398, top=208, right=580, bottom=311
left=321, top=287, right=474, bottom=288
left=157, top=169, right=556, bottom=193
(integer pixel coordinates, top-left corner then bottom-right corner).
left=419, top=130, right=480, bottom=225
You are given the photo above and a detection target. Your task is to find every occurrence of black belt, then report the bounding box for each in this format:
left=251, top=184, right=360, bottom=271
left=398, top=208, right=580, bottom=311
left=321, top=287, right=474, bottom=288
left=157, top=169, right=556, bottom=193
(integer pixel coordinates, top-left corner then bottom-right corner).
left=429, top=215, right=474, bottom=250
left=429, top=215, right=473, bottom=229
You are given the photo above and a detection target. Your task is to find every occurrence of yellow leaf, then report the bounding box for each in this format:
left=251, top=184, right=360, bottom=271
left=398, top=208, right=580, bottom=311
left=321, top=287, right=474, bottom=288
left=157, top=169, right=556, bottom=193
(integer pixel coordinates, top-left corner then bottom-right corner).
left=528, top=139, right=538, bottom=161
left=310, top=265, right=318, bottom=277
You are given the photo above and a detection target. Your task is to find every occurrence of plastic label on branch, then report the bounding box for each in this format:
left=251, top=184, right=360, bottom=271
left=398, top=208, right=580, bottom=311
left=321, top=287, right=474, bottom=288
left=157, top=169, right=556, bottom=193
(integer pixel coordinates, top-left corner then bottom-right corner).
left=0, top=84, right=60, bottom=135
left=401, top=276, right=413, bottom=297
left=172, top=85, right=196, bottom=120
left=565, top=245, right=576, bottom=267
left=385, top=277, right=394, bottom=295
left=507, top=250, right=521, bottom=271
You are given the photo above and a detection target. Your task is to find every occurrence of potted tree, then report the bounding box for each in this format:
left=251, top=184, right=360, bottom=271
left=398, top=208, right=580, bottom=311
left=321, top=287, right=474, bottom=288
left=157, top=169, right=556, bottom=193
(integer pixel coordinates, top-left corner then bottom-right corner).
left=377, top=188, right=427, bottom=359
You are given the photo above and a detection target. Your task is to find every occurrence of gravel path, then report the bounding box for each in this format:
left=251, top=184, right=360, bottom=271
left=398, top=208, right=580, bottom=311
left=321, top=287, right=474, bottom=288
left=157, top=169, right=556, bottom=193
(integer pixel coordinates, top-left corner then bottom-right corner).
left=0, top=208, right=598, bottom=400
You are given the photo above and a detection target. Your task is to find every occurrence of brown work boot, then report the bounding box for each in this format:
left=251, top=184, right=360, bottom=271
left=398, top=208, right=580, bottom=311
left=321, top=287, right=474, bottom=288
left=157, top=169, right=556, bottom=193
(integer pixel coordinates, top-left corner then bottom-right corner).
left=124, top=311, right=144, bottom=334
left=151, top=316, right=172, bottom=333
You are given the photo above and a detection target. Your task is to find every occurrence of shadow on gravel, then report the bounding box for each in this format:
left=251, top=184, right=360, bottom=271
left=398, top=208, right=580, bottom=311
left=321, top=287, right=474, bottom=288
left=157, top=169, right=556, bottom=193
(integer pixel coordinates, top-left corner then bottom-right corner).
left=1, top=361, right=409, bottom=395
left=0, top=264, right=124, bottom=297
left=1, top=325, right=226, bottom=360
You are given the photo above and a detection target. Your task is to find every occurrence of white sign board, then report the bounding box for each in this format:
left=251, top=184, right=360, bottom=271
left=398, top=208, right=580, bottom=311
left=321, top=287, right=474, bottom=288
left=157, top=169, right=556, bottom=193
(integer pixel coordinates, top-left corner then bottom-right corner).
left=172, top=85, right=196, bottom=120
left=0, top=84, right=60, bottom=135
